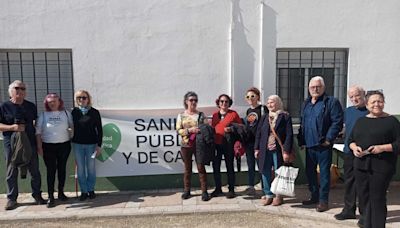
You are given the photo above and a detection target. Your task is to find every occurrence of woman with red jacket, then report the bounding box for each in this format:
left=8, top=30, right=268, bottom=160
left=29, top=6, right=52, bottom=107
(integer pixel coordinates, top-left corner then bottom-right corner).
left=211, top=94, right=242, bottom=199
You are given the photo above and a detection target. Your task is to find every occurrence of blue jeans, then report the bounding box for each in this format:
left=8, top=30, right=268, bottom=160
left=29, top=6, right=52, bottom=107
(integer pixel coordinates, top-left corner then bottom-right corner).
left=245, top=143, right=257, bottom=187
left=261, top=150, right=278, bottom=197
left=305, top=145, right=333, bottom=203
left=73, top=143, right=96, bottom=193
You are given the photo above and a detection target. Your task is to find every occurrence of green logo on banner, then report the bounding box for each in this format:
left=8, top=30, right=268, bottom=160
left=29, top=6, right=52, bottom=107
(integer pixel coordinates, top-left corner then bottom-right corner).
left=98, top=123, right=121, bottom=162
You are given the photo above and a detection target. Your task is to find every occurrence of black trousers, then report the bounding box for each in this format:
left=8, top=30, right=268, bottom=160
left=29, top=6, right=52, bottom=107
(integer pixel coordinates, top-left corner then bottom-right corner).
left=354, top=166, right=393, bottom=228
left=341, top=152, right=358, bottom=215
left=42, top=141, right=71, bottom=195
left=213, top=141, right=235, bottom=192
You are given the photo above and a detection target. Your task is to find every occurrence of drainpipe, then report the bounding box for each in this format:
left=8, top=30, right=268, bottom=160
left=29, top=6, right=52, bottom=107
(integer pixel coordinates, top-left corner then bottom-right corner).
left=259, top=1, right=265, bottom=115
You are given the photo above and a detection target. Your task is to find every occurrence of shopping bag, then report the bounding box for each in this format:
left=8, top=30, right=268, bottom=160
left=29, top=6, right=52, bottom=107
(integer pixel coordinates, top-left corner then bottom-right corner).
left=271, top=165, right=299, bottom=197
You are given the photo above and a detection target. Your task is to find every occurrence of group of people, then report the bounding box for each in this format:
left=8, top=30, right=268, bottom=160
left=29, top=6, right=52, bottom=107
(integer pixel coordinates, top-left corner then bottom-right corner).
left=0, top=80, right=103, bottom=210
left=177, top=76, right=400, bottom=228
left=1, top=77, right=399, bottom=228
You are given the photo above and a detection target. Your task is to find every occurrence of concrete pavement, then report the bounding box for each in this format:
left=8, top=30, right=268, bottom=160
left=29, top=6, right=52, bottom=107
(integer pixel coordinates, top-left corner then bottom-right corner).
left=1, top=183, right=400, bottom=227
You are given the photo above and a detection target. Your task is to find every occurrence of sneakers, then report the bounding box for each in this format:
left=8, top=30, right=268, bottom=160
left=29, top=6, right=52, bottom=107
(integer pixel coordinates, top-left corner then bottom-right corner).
left=210, top=189, right=223, bottom=198
left=272, top=196, right=283, bottom=206
left=261, top=196, right=273, bottom=206
left=181, top=191, right=191, bottom=200
left=47, top=196, right=55, bottom=208
left=201, top=192, right=210, bottom=201
left=88, top=191, right=96, bottom=199
left=334, top=212, right=356, bottom=220
left=79, top=193, right=88, bottom=201
left=33, top=194, right=46, bottom=205
left=58, top=191, right=69, bottom=201
left=5, top=200, right=17, bottom=210
left=226, top=191, right=236, bottom=199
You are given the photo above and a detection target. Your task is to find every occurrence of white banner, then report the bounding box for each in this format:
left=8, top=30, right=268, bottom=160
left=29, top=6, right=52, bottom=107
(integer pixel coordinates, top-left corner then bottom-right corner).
left=95, top=108, right=251, bottom=177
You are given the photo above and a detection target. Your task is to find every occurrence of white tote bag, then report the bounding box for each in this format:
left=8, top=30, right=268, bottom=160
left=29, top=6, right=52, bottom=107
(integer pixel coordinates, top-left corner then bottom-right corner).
left=271, top=165, right=299, bottom=197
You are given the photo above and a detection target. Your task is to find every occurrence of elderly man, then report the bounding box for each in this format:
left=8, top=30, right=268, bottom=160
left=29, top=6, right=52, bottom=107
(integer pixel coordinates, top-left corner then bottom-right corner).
left=0, top=80, right=45, bottom=210
left=334, top=86, right=368, bottom=221
left=298, top=76, right=343, bottom=212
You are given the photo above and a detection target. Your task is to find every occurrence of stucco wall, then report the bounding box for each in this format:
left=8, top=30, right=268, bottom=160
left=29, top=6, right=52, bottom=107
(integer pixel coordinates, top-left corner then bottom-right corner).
left=1, top=0, right=400, bottom=113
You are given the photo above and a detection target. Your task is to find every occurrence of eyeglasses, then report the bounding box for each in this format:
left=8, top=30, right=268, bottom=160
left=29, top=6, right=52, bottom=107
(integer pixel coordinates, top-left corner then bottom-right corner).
left=188, top=99, right=198, bottom=102
left=14, top=87, right=26, bottom=91
left=309, top=85, right=323, bottom=90
left=246, top=95, right=256, bottom=99
left=219, top=100, right=229, bottom=104
left=77, top=96, right=88, bottom=100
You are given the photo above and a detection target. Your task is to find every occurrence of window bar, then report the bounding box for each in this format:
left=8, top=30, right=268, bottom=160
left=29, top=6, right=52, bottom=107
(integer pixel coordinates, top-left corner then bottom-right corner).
left=57, top=52, right=62, bottom=97
left=45, top=52, right=49, bottom=94
left=276, top=51, right=279, bottom=94
left=310, top=51, right=313, bottom=76
left=322, top=51, right=325, bottom=76
left=19, top=52, right=24, bottom=81
left=6, top=52, right=11, bottom=85
left=32, top=52, right=38, bottom=105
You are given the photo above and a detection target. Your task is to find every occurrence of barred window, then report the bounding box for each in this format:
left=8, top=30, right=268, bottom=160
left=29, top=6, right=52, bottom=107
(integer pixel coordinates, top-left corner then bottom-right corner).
left=0, top=49, right=74, bottom=113
left=276, top=49, right=348, bottom=122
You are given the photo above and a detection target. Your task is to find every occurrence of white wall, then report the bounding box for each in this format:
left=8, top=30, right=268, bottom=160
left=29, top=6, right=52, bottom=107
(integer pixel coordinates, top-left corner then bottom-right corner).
left=1, top=0, right=400, bottom=114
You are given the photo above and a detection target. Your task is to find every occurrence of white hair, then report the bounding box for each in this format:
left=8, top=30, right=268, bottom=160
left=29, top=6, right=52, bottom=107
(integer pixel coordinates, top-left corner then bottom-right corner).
left=348, top=85, right=365, bottom=96
left=309, top=76, right=325, bottom=87
left=267, top=95, right=284, bottom=111
left=8, top=80, right=26, bottom=96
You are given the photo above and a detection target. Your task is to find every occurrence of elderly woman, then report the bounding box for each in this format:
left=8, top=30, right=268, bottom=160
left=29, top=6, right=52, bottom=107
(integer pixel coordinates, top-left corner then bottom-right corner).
left=36, top=93, right=73, bottom=208
left=254, top=95, right=293, bottom=206
left=211, top=94, right=242, bottom=199
left=72, top=90, right=103, bottom=201
left=176, top=91, right=209, bottom=201
left=349, top=90, right=400, bottom=228
left=243, top=87, right=267, bottom=195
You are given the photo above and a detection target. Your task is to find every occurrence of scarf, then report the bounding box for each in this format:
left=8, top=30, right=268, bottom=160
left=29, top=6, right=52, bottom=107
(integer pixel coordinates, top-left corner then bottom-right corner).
left=267, top=110, right=284, bottom=151
left=79, top=106, right=91, bottom=115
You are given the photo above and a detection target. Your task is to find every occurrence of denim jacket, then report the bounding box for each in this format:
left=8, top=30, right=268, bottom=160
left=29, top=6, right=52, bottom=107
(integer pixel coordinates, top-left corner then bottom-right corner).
left=297, top=93, right=343, bottom=147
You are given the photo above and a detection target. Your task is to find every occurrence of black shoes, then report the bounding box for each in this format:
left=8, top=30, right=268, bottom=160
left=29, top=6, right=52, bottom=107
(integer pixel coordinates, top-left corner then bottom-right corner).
left=79, top=193, right=88, bottom=201
left=316, top=202, right=329, bottom=212
left=334, top=212, right=356, bottom=220
left=302, top=198, right=318, bottom=205
left=47, top=196, right=55, bottom=208
left=5, top=200, right=17, bottom=210
left=226, top=191, right=236, bottom=199
left=88, top=191, right=96, bottom=199
left=201, top=192, right=210, bottom=201
left=181, top=191, right=191, bottom=200
left=357, top=218, right=364, bottom=228
left=33, top=195, right=46, bottom=205
left=58, top=191, right=69, bottom=201
left=210, top=189, right=223, bottom=198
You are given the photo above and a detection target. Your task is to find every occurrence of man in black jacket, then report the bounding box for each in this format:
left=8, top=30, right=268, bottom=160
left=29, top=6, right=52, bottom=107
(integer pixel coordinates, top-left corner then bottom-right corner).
left=0, top=80, right=45, bottom=210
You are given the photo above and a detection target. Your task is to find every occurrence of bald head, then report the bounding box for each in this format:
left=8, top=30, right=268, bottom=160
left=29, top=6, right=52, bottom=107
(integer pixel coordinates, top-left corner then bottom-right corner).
left=348, top=85, right=366, bottom=108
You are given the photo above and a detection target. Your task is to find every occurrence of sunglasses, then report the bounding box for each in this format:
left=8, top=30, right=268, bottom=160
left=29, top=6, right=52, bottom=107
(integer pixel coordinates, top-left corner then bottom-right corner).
left=246, top=94, right=256, bottom=99
left=14, top=87, right=26, bottom=91
left=188, top=99, right=198, bottom=102
left=77, top=96, right=88, bottom=100
left=219, top=100, right=229, bottom=104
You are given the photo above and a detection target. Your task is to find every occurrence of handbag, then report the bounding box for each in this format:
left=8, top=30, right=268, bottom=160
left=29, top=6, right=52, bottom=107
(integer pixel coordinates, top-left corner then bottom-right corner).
left=271, top=165, right=299, bottom=197
left=269, top=119, right=296, bottom=163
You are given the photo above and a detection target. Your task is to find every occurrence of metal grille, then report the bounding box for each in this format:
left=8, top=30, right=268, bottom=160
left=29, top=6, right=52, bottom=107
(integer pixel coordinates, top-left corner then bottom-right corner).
left=0, top=50, right=74, bottom=113
left=276, top=49, right=348, bottom=122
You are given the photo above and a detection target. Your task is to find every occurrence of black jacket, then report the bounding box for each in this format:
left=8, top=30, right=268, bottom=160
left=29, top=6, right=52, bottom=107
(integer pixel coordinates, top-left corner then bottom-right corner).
left=10, top=131, right=32, bottom=179
left=196, top=124, right=215, bottom=165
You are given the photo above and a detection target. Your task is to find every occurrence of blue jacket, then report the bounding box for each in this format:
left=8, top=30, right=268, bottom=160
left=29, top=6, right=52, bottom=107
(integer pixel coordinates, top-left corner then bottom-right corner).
left=297, top=93, right=343, bottom=147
